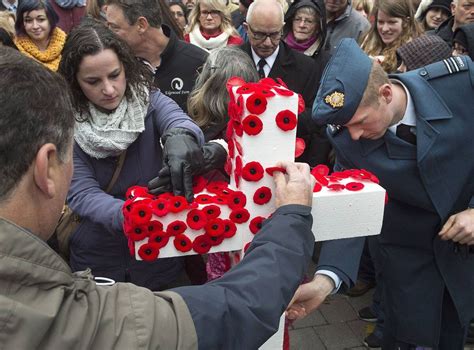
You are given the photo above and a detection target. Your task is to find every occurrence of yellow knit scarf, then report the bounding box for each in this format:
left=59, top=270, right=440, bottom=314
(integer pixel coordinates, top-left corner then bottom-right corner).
left=15, top=27, right=66, bottom=72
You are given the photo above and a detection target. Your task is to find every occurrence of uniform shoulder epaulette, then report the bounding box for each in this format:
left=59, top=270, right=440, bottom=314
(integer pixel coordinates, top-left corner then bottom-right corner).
left=418, top=56, right=469, bottom=80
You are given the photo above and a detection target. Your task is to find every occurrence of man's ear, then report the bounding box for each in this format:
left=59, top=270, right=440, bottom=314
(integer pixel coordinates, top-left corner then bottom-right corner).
left=33, top=143, right=59, bottom=198
left=136, top=16, right=149, bottom=34
left=379, top=83, right=393, bottom=105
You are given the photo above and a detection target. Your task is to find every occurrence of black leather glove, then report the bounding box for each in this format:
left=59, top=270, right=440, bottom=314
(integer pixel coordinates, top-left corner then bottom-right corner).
left=148, top=128, right=203, bottom=202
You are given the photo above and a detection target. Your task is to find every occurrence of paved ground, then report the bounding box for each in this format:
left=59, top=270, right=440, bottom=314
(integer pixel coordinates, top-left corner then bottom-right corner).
left=288, top=262, right=474, bottom=349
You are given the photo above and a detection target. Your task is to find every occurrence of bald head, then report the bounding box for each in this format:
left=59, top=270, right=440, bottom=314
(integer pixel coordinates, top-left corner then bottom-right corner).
left=246, top=0, right=284, bottom=26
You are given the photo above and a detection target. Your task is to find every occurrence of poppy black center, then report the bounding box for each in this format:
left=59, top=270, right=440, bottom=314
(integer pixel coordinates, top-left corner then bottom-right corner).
left=283, top=117, right=289, bottom=124
left=208, top=209, right=214, bottom=215
left=259, top=193, right=265, bottom=199
left=135, top=228, right=142, bottom=234
left=193, top=215, right=199, bottom=222
left=174, top=202, right=181, bottom=208
left=234, top=198, right=240, bottom=204
left=250, top=168, right=256, bottom=175
left=174, top=225, right=180, bottom=230
left=224, top=225, right=230, bottom=232
left=148, top=225, right=154, bottom=231
left=145, top=248, right=152, bottom=254
left=212, top=224, right=218, bottom=230
left=139, top=210, right=146, bottom=217
left=155, top=236, right=162, bottom=242
left=257, top=223, right=262, bottom=229
left=249, top=121, right=256, bottom=127
left=126, top=205, right=131, bottom=211
left=180, top=240, right=187, bottom=246
left=255, top=99, right=261, bottom=106
left=236, top=214, right=242, bottom=219
left=158, top=203, right=165, bottom=209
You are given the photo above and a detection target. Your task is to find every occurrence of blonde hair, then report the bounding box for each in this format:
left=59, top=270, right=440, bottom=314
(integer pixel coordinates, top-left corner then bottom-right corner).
left=0, top=11, right=16, bottom=37
left=186, top=0, right=239, bottom=37
left=360, top=0, right=422, bottom=73
left=352, top=0, right=373, bottom=17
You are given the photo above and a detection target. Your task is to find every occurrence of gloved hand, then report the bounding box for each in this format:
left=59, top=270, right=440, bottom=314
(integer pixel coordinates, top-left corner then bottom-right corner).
left=148, top=128, right=203, bottom=202
left=148, top=138, right=228, bottom=202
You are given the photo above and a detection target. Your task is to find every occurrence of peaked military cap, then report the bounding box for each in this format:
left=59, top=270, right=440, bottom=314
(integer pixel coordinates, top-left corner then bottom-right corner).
left=312, top=38, right=372, bottom=126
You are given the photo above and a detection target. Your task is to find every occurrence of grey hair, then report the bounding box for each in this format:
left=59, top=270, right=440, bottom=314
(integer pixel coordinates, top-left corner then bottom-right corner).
left=246, top=0, right=285, bottom=25
left=187, top=46, right=259, bottom=128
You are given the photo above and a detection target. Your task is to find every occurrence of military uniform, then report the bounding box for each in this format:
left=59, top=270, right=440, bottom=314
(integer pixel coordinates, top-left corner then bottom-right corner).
left=313, top=39, right=474, bottom=347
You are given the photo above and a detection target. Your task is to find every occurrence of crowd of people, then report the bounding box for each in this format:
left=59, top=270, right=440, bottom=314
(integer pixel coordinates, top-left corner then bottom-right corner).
left=1, top=0, right=474, bottom=348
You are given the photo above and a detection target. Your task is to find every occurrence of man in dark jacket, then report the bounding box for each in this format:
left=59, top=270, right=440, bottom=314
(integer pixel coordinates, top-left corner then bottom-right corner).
left=105, top=0, right=208, bottom=112
left=432, top=0, right=474, bottom=46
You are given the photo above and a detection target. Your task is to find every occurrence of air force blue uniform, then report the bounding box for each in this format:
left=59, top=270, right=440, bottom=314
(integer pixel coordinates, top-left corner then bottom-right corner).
left=313, top=39, right=474, bottom=347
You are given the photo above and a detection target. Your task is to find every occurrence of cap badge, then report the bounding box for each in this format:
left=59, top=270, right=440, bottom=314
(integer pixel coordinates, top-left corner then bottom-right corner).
left=324, top=91, right=344, bottom=109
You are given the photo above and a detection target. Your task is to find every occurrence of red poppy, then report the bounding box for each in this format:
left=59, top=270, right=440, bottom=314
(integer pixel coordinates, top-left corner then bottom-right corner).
left=242, top=115, right=263, bottom=136
left=274, top=87, right=294, bottom=96
left=242, top=161, right=264, bottom=182
left=147, top=220, right=164, bottom=234
left=158, top=192, right=173, bottom=200
left=203, top=204, right=221, bottom=219
left=330, top=171, right=349, bottom=179
left=222, top=219, right=237, bottom=238
left=350, top=169, right=372, bottom=181
left=327, top=184, right=345, bottom=191
left=236, top=83, right=258, bottom=94
left=192, top=176, right=207, bottom=193
left=195, top=194, right=215, bottom=204
left=243, top=241, right=251, bottom=253
left=186, top=209, right=208, bottom=230
left=206, top=181, right=228, bottom=193
left=174, top=234, right=193, bottom=252
left=275, top=110, right=297, bottom=131
left=276, top=78, right=288, bottom=88
left=295, top=137, right=306, bottom=158
left=345, top=182, right=365, bottom=191
left=226, top=76, right=246, bottom=93
left=226, top=121, right=234, bottom=140
left=213, top=196, right=227, bottom=205
left=311, top=164, right=330, bottom=177
left=205, top=218, right=225, bottom=237
left=122, top=198, right=135, bottom=215
left=166, top=220, right=187, bottom=236
left=257, top=87, right=276, bottom=97
left=313, top=182, right=322, bottom=192
left=312, top=173, right=329, bottom=187
left=246, top=93, right=267, bottom=115
left=253, top=186, right=272, bottom=205
left=228, top=139, right=235, bottom=158
left=125, top=185, right=150, bottom=200
left=127, top=224, right=149, bottom=242
left=370, top=174, right=380, bottom=184
left=234, top=156, right=242, bottom=187
left=229, top=208, right=250, bottom=223
left=224, top=157, right=232, bottom=176
left=249, top=216, right=265, bottom=234
left=193, top=234, right=212, bottom=254
left=129, top=201, right=152, bottom=225
left=258, top=77, right=278, bottom=86
left=208, top=234, right=225, bottom=246
left=138, top=242, right=160, bottom=261
left=233, top=120, right=243, bottom=137
left=228, top=191, right=247, bottom=209
left=235, top=140, right=243, bottom=156
left=235, top=95, right=244, bottom=120
left=298, top=94, right=305, bottom=114
left=326, top=175, right=342, bottom=182
left=265, top=166, right=286, bottom=176
left=148, top=230, right=170, bottom=249
left=169, top=196, right=188, bottom=213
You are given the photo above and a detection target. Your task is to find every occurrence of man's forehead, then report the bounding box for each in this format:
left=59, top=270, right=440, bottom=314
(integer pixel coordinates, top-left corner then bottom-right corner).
left=106, top=4, right=127, bottom=23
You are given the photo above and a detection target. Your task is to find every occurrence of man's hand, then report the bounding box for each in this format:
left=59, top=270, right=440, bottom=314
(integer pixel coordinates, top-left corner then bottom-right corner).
left=285, top=274, right=335, bottom=320
left=439, top=208, right=474, bottom=245
left=148, top=128, right=203, bottom=202
left=273, top=161, right=314, bottom=208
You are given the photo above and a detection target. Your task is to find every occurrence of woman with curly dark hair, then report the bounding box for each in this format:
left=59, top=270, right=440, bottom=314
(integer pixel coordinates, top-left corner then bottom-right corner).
left=58, top=19, right=207, bottom=291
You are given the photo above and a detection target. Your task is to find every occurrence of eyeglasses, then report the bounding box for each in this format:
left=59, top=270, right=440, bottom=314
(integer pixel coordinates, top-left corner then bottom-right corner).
left=200, top=10, right=221, bottom=18
left=293, top=17, right=315, bottom=25
left=247, top=24, right=282, bottom=42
